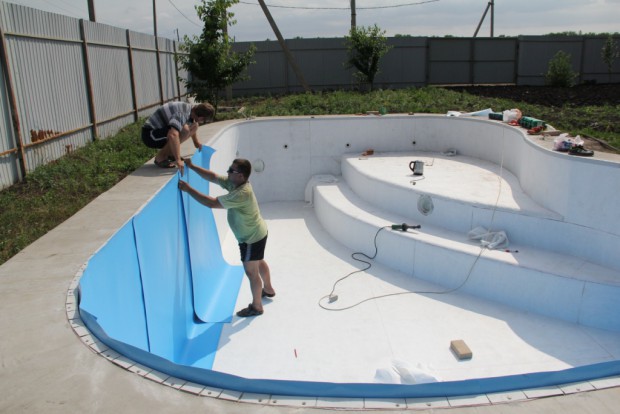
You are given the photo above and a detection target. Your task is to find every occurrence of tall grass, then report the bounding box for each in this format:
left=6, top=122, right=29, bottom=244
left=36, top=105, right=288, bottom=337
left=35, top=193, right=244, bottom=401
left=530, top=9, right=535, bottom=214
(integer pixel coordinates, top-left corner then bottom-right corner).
left=0, top=122, right=156, bottom=264
left=1, top=87, right=617, bottom=265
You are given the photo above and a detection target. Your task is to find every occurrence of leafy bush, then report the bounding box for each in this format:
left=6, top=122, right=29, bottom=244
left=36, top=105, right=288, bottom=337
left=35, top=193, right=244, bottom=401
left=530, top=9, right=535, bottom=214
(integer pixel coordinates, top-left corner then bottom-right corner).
left=178, top=0, right=255, bottom=111
left=345, top=25, right=392, bottom=91
left=545, top=50, right=579, bottom=87
left=601, top=35, right=619, bottom=82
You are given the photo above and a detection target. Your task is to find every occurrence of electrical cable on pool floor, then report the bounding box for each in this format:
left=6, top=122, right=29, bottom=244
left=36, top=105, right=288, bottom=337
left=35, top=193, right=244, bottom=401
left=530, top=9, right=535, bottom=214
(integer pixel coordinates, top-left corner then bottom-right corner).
left=318, top=225, right=486, bottom=311
left=319, top=132, right=508, bottom=312
left=322, top=225, right=390, bottom=305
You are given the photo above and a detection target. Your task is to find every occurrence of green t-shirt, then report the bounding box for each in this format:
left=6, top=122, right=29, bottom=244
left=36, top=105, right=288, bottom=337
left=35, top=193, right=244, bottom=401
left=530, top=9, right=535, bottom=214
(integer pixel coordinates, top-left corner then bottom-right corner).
left=216, top=176, right=268, bottom=244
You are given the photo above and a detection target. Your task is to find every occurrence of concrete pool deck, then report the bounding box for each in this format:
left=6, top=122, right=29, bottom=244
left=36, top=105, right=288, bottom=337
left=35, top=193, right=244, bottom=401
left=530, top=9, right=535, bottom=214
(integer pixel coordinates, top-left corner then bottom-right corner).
left=1, top=118, right=620, bottom=413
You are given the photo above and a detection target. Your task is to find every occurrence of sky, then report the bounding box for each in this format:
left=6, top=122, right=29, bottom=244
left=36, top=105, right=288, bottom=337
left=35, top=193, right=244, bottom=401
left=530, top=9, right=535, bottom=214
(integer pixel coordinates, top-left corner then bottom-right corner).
left=5, top=0, right=620, bottom=42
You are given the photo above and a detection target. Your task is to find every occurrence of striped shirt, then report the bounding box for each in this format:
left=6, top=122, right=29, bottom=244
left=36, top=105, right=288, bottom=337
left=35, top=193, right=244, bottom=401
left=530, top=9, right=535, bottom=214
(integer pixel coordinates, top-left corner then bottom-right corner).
left=145, top=102, right=192, bottom=132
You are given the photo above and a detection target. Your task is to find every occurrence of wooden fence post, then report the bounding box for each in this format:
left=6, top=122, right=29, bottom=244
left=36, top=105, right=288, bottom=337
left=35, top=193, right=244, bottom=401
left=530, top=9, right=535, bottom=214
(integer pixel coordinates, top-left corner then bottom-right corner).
left=0, top=24, right=27, bottom=179
left=79, top=19, right=98, bottom=141
left=155, top=37, right=164, bottom=104
left=126, top=30, right=139, bottom=121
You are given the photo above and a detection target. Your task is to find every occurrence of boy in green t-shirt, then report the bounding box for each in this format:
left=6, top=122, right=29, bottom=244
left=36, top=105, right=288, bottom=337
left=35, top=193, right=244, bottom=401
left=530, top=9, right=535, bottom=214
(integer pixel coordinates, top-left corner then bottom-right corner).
left=178, top=158, right=274, bottom=317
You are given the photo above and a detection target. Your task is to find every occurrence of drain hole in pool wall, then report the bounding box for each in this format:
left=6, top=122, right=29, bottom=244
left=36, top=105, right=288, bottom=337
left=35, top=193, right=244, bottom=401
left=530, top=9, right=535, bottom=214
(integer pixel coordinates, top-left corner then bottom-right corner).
left=418, top=194, right=434, bottom=216
left=254, top=159, right=265, bottom=172
left=346, top=143, right=350, bottom=148
left=284, top=144, right=288, bottom=149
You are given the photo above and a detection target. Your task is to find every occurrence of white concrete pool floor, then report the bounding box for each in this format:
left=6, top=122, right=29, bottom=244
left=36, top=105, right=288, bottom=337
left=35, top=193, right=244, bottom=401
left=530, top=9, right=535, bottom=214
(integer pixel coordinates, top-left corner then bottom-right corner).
left=1, top=119, right=620, bottom=413
left=216, top=200, right=620, bottom=386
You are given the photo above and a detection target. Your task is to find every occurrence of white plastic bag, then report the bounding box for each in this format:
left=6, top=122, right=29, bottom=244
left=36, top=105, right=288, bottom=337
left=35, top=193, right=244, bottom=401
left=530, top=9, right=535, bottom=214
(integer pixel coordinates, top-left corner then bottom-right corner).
left=553, top=134, right=583, bottom=152
left=480, top=231, right=509, bottom=250
left=468, top=226, right=509, bottom=250
left=502, top=108, right=522, bottom=122
left=374, top=359, right=439, bottom=384
left=391, top=360, right=439, bottom=385
left=553, top=134, right=569, bottom=151
left=574, top=135, right=583, bottom=146
left=502, top=110, right=517, bottom=122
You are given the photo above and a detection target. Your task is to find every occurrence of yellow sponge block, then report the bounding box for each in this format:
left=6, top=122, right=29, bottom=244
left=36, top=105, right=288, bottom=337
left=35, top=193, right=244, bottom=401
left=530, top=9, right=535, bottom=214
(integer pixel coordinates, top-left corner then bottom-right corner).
left=450, top=339, right=472, bottom=360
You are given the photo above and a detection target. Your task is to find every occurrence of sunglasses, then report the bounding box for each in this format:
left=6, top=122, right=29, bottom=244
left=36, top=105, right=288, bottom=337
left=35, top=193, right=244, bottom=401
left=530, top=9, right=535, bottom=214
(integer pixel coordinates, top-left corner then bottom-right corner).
left=227, top=168, right=240, bottom=174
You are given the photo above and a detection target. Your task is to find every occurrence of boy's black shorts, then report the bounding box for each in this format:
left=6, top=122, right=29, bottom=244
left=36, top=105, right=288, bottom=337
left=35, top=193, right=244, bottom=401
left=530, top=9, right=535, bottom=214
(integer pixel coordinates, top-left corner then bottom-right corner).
left=239, top=234, right=267, bottom=262
left=141, top=126, right=170, bottom=149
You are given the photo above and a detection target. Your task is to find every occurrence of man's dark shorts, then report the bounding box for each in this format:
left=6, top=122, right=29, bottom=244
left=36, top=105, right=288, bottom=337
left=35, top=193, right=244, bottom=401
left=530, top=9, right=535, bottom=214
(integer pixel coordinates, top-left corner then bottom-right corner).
left=239, top=234, right=268, bottom=262
left=141, top=126, right=170, bottom=149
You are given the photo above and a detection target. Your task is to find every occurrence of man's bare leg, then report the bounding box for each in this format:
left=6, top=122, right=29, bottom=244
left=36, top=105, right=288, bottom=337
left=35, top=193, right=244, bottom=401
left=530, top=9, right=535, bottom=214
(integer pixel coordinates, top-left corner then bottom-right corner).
left=259, top=260, right=275, bottom=296
left=243, top=260, right=264, bottom=312
left=155, top=124, right=193, bottom=163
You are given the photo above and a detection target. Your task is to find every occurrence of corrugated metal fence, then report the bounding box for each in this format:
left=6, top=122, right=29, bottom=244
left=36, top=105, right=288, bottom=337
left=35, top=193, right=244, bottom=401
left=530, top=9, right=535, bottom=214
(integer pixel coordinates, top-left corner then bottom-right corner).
left=230, top=35, right=619, bottom=95
left=0, top=2, right=187, bottom=190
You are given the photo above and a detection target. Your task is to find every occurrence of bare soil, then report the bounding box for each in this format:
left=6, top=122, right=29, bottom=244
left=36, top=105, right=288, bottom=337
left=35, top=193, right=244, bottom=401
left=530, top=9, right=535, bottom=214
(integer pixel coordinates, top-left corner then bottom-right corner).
left=447, top=83, right=620, bottom=108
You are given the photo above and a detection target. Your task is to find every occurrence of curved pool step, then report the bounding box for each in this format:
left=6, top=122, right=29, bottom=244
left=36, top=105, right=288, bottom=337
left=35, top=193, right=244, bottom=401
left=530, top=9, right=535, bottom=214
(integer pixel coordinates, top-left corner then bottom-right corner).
left=341, top=152, right=620, bottom=273
left=312, top=179, right=620, bottom=332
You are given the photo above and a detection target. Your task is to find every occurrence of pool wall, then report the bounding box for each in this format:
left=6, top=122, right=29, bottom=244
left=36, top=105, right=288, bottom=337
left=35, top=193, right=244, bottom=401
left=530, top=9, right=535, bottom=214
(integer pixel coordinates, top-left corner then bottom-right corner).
left=211, top=116, right=619, bottom=271
left=78, top=115, right=620, bottom=398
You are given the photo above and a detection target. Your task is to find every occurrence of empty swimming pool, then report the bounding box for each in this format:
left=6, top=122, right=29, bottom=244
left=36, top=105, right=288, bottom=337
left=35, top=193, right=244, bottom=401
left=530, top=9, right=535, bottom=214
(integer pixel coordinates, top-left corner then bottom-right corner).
left=76, top=115, right=620, bottom=404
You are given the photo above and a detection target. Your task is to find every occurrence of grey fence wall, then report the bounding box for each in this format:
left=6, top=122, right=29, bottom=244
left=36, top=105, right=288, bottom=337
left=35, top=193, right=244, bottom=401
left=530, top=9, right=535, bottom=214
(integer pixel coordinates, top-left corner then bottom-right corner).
left=231, top=35, right=619, bottom=95
left=0, top=2, right=187, bottom=190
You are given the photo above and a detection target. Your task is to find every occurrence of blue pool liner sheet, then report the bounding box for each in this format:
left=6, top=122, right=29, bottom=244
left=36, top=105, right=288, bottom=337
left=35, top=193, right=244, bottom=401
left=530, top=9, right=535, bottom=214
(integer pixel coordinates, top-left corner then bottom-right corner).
left=183, top=147, right=244, bottom=323
left=78, top=221, right=149, bottom=351
left=80, top=147, right=244, bottom=370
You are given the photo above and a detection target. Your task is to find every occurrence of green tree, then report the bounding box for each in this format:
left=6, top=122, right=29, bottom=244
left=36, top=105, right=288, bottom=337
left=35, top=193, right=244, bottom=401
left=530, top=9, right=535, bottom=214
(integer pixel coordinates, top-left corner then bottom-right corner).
left=345, top=24, right=392, bottom=91
left=178, top=0, right=255, bottom=112
left=545, top=50, right=578, bottom=87
left=601, top=35, right=619, bottom=83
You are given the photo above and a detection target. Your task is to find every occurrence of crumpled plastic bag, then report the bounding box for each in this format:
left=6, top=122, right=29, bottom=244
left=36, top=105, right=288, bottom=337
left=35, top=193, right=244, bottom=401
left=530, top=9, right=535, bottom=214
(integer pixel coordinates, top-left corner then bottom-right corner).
left=502, top=108, right=522, bottom=122
left=553, top=133, right=583, bottom=152
left=468, top=226, right=509, bottom=250
left=374, top=359, right=439, bottom=384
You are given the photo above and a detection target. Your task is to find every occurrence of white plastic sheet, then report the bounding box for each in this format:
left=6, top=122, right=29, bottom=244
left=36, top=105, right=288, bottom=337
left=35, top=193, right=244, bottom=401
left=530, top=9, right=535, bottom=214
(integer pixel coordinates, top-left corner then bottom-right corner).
left=468, top=226, right=509, bottom=250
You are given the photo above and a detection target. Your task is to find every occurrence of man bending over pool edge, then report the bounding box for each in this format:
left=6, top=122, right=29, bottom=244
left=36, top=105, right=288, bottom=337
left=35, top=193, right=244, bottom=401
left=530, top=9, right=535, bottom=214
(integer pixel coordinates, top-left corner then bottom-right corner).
left=141, top=102, right=214, bottom=176
left=178, top=158, right=275, bottom=317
